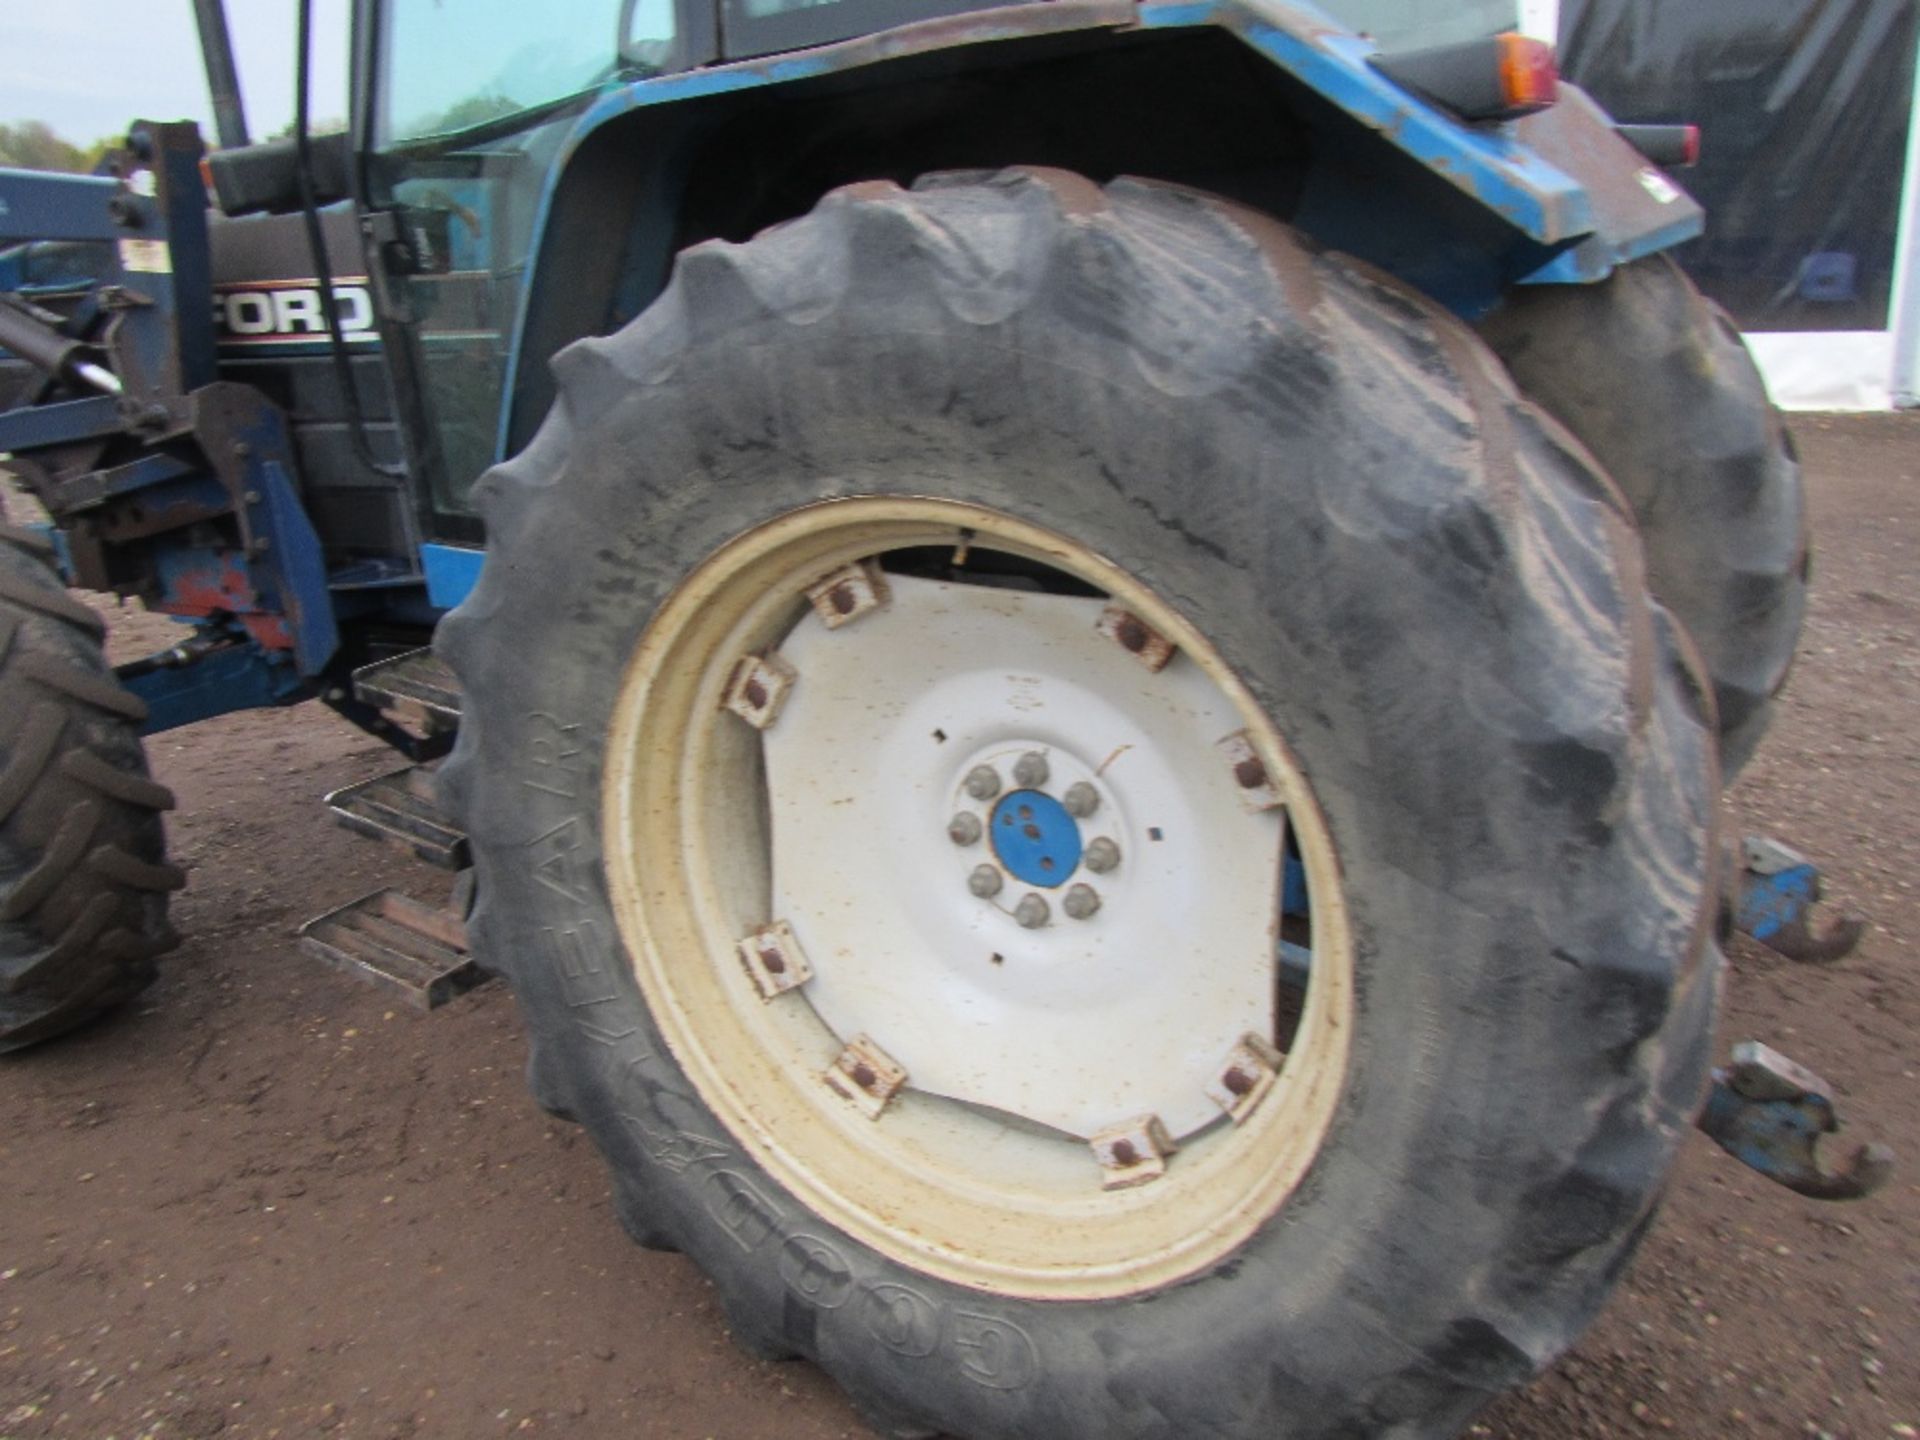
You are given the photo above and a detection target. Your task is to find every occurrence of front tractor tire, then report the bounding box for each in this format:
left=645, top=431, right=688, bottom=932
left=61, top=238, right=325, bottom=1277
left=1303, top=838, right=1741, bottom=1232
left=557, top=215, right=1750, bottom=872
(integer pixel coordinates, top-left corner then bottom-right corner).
left=0, top=525, right=181, bottom=1052
left=439, top=170, right=1721, bottom=1440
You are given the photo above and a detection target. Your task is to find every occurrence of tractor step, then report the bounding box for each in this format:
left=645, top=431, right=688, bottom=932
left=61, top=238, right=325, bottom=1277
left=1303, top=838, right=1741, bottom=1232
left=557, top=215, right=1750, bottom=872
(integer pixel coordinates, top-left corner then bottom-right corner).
left=325, top=763, right=469, bottom=868
left=297, top=888, right=480, bottom=1009
left=352, top=647, right=463, bottom=731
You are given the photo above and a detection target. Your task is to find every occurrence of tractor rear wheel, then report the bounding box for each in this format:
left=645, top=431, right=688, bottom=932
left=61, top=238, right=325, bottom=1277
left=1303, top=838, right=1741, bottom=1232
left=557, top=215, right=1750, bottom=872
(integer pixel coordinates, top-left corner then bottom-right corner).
left=439, top=170, right=1720, bottom=1440
left=1480, top=255, right=1808, bottom=776
left=0, top=524, right=181, bottom=1052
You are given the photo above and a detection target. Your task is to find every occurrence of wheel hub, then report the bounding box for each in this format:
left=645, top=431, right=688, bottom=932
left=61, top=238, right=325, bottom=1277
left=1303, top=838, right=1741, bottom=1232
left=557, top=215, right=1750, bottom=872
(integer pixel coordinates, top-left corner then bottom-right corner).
left=953, top=752, right=1120, bottom=927
left=988, top=788, right=1082, bottom=888
left=760, top=571, right=1284, bottom=1140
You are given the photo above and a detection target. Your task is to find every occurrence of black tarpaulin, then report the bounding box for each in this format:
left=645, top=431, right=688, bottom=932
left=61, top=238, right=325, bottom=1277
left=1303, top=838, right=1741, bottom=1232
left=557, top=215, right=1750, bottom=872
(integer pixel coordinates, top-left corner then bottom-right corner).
left=1561, top=0, right=1917, bottom=331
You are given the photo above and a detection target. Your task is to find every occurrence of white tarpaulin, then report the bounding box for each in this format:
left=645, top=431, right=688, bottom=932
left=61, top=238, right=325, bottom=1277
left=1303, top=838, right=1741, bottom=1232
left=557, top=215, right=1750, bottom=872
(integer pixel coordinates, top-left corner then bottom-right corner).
left=1745, top=332, right=1895, bottom=411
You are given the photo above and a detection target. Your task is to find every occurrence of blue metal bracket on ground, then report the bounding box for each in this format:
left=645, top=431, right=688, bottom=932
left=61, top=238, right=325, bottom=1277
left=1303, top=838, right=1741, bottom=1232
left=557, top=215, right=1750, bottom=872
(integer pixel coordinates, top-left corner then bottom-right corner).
left=1734, top=836, right=1864, bottom=964
left=1739, top=856, right=1822, bottom=944
left=1697, top=1041, right=1893, bottom=1202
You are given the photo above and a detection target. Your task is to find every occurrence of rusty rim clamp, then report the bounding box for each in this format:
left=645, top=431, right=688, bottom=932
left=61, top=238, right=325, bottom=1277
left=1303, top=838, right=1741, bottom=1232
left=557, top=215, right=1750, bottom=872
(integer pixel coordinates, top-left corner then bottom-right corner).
left=1697, top=1041, right=1895, bottom=1202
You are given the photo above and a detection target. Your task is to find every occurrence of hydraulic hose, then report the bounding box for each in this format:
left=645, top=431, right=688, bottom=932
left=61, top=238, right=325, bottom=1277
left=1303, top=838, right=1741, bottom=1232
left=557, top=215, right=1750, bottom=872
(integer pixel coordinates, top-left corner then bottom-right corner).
left=294, top=0, right=404, bottom=480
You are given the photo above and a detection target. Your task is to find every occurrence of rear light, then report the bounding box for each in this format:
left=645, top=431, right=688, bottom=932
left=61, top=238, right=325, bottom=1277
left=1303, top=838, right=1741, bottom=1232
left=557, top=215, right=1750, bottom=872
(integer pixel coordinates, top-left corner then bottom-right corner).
left=1617, top=124, right=1703, bottom=169
left=1496, top=33, right=1560, bottom=114
left=1372, top=31, right=1562, bottom=122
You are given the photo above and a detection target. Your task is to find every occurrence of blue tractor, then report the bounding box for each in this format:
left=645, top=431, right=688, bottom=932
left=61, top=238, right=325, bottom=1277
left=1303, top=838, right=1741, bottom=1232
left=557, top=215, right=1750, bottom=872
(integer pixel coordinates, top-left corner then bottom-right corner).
left=0, top=2, right=1872, bottom=1436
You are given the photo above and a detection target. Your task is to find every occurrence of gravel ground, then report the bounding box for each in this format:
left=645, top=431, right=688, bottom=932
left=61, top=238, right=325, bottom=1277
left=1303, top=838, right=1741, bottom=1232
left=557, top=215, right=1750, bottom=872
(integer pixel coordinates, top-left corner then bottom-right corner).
left=1, top=413, right=1915, bottom=1440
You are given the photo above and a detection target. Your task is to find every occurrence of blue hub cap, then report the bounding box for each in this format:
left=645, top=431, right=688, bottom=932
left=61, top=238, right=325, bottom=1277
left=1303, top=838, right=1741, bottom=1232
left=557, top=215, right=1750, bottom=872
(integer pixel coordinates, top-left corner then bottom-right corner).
left=990, top=789, right=1082, bottom=888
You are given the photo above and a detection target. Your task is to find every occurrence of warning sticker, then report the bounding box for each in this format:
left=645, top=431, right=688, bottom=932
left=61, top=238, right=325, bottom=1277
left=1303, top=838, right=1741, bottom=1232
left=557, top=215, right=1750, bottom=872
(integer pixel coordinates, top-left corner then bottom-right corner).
left=118, top=238, right=173, bottom=273
left=1636, top=168, right=1683, bottom=206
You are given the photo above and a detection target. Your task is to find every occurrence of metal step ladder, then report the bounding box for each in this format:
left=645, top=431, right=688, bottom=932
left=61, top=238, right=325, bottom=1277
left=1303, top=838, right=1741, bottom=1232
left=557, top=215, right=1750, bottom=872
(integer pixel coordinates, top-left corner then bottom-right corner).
left=310, top=649, right=483, bottom=1008
left=326, top=763, right=469, bottom=869
left=351, top=647, right=463, bottom=732
left=297, top=888, right=480, bottom=1010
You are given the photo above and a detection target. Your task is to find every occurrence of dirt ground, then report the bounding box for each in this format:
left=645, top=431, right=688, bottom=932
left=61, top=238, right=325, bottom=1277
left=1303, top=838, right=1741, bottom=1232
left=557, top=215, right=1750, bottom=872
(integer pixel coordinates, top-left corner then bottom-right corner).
left=1, top=413, right=1916, bottom=1440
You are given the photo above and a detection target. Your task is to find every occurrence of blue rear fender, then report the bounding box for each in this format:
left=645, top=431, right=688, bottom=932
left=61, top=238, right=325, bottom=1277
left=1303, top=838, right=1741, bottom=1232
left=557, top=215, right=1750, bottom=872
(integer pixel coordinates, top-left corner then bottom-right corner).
left=491, top=0, right=1704, bottom=465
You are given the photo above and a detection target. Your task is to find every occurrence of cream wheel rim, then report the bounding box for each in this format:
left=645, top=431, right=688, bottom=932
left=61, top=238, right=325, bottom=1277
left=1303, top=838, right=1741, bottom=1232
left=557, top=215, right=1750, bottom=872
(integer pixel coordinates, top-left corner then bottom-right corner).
left=602, top=497, right=1354, bottom=1300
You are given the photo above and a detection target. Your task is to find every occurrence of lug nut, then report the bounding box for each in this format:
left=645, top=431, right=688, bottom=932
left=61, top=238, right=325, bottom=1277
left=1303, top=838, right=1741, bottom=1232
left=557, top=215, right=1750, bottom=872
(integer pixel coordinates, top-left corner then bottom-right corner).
left=1063, top=883, right=1101, bottom=920
left=1014, top=893, right=1049, bottom=928
left=964, top=765, right=1002, bottom=801
left=1012, top=751, right=1050, bottom=788
left=1083, top=836, right=1121, bottom=873
left=968, top=865, right=1004, bottom=898
left=948, top=812, right=982, bottom=846
left=1063, top=781, right=1100, bottom=817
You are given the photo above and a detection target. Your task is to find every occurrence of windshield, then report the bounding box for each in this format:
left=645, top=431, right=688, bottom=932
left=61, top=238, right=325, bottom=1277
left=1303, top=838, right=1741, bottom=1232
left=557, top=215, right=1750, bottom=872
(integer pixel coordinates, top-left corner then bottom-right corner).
left=378, top=0, right=674, bottom=145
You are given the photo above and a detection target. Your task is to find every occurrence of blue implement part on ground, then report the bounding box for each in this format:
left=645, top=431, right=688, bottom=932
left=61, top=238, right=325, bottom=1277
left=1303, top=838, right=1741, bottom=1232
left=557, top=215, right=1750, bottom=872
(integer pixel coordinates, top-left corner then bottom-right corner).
left=1697, top=1041, right=1893, bottom=1202
left=1735, top=836, right=1866, bottom=964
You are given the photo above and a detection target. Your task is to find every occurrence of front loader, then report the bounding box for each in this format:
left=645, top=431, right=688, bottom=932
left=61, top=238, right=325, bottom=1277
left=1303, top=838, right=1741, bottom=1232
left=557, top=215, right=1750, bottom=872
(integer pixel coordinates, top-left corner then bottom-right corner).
left=0, top=1, right=1886, bottom=1436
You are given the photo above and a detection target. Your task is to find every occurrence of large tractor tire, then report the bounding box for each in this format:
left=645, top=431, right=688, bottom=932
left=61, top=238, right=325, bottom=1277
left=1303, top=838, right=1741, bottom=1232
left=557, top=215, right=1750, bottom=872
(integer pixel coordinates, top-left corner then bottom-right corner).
left=1479, top=255, right=1808, bottom=777
left=439, top=170, right=1721, bottom=1440
left=0, top=524, right=181, bottom=1052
